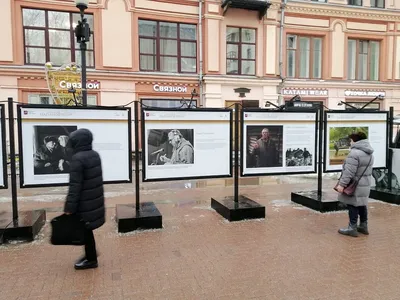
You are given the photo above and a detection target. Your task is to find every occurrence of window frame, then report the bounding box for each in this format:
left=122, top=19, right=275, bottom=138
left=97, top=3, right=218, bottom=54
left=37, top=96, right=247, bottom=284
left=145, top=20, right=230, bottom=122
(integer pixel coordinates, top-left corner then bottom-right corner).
left=370, top=0, right=385, bottom=8
left=226, top=26, right=257, bottom=76
left=347, top=38, right=380, bottom=81
left=348, top=0, right=362, bottom=6
left=22, top=7, right=95, bottom=67
left=286, top=34, right=323, bottom=80
left=138, top=19, right=198, bottom=74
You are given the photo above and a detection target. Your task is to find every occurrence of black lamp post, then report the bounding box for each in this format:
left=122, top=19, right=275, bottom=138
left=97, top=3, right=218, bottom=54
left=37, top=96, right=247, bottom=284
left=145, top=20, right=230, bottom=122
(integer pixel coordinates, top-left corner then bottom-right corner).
left=74, top=0, right=90, bottom=106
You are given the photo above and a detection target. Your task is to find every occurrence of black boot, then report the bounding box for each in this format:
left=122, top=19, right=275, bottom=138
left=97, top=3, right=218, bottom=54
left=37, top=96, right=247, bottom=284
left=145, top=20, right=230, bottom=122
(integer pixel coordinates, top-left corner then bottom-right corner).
left=357, top=221, right=369, bottom=235
left=338, top=223, right=358, bottom=237
left=74, top=259, right=98, bottom=270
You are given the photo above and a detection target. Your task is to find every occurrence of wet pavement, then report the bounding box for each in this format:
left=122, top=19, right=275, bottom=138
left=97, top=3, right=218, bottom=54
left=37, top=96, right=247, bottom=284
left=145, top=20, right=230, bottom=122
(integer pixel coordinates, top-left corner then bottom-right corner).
left=1, top=173, right=400, bottom=299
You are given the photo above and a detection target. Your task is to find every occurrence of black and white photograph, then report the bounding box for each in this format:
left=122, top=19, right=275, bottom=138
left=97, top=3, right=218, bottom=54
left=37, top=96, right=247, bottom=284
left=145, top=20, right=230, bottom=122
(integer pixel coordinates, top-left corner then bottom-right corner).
left=246, top=125, right=283, bottom=168
left=33, top=125, right=77, bottom=175
left=147, top=129, right=194, bottom=166
left=286, top=147, right=313, bottom=167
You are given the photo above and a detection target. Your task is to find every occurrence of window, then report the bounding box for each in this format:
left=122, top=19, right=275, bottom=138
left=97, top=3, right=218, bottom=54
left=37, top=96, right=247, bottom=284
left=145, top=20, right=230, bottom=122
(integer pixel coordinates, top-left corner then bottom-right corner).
left=286, top=35, right=322, bottom=79
left=28, top=94, right=97, bottom=105
left=226, top=27, right=256, bottom=75
left=138, top=20, right=197, bottom=73
left=348, top=0, right=362, bottom=6
left=347, top=39, right=380, bottom=81
left=370, top=0, right=384, bottom=8
left=22, top=8, right=94, bottom=67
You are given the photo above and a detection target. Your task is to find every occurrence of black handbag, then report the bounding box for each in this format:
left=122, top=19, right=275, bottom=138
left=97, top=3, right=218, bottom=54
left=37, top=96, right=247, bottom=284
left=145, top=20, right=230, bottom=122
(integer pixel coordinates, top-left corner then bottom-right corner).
left=50, top=213, right=87, bottom=246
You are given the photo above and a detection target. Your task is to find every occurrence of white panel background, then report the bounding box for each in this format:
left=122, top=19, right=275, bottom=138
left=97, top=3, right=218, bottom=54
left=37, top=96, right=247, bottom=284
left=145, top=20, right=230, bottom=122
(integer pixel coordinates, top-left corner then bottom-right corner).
left=20, top=107, right=130, bottom=186
left=143, top=110, right=231, bottom=181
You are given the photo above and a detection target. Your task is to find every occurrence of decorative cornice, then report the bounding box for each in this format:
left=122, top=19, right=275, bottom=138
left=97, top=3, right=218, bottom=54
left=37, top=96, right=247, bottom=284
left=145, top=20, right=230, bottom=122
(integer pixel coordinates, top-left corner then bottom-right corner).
left=285, top=4, right=400, bottom=21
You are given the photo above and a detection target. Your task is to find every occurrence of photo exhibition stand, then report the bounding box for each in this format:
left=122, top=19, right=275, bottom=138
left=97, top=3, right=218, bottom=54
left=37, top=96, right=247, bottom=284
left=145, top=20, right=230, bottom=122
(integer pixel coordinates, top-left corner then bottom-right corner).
left=0, top=98, right=46, bottom=244
left=115, top=101, right=162, bottom=233
left=290, top=104, right=341, bottom=212
left=369, top=106, right=400, bottom=204
left=211, top=103, right=266, bottom=222
left=291, top=100, right=390, bottom=212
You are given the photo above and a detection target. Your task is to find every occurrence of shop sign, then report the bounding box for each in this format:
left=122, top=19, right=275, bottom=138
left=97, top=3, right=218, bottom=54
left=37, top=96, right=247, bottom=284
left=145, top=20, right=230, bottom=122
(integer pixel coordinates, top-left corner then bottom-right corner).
left=45, top=62, right=100, bottom=106
left=153, top=84, right=188, bottom=93
left=282, top=88, right=328, bottom=97
left=344, top=90, right=385, bottom=97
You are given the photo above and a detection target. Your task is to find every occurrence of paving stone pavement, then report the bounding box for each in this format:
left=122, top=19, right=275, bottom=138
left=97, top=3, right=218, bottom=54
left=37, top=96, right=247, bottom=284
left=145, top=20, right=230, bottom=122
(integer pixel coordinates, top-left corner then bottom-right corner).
left=1, top=176, right=400, bottom=300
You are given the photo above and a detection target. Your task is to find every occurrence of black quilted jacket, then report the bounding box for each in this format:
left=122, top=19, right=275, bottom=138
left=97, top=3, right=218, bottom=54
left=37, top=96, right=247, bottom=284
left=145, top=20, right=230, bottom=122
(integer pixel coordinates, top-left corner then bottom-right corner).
left=64, top=128, right=105, bottom=230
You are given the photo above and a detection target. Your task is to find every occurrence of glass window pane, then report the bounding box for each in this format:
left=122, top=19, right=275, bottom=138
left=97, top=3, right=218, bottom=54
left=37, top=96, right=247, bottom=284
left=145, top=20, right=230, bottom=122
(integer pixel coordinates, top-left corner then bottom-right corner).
left=358, top=41, right=368, bottom=80
left=181, top=58, right=196, bottom=72
left=160, top=22, right=177, bottom=38
left=73, top=14, right=94, bottom=30
left=241, top=60, right=255, bottom=75
left=87, top=95, right=97, bottom=106
left=50, top=49, right=71, bottom=65
left=241, top=29, right=256, bottom=43
left=24, top=29, right=45, bottom=46
left=140, top=38, right=156, bottom=54
left=26, top=47, right=46, bottom=64
left=180, top=24, right=196, bottom=40
left=287, top=50, right=295, bottom=77
left=160, top=56, right=178, bottom=72
left=23, top=9, right=45, bottom=27
left=75, top=50, right=94, bottom=68
left=226, top=27, right=240, bottom=42
left=227, top=59, right=238, bottom=74
left=140, top=54, right=157, bottom=70
left=227, top=44, right=238, bottom=59
left=313, top=38, right=322, bottom=78
left=49, top=30, right=71, bottom=48
left=181, top=42, right=196, bottom=57
left=139, top=20, right=157, bottom=37
left=287, top=35, right=297, bottom=49
left=299, top=37, right=310, bottom=78
left=241, top=44, right=255, bottom=59
left=48, top=11, right=70, bottom=29
left=160, top=39, right=177, bottom=55
left=347, top=39, right=356, bottom=80
left=370, top=41, right=380, bottom=81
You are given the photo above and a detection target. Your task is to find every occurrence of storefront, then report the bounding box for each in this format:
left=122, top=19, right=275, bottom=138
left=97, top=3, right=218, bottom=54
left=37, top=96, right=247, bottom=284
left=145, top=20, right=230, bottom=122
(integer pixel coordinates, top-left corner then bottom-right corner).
left=343, top=89, right=386, bottom=111
left=282, top=87, right=329, bottom=109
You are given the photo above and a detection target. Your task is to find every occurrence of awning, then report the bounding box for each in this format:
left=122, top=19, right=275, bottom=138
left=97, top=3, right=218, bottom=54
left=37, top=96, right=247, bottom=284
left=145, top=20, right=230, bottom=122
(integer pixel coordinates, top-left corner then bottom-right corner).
left=221, top=0, right=272, bottom=20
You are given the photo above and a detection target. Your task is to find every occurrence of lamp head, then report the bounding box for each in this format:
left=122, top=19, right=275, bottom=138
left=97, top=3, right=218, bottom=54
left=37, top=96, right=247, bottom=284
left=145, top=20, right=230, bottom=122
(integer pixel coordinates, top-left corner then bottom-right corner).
left=337, top=102, right=343, bottom=106
left=75, top=0, right=89, bottom=11
left=378, top=94, right=384, bottom=100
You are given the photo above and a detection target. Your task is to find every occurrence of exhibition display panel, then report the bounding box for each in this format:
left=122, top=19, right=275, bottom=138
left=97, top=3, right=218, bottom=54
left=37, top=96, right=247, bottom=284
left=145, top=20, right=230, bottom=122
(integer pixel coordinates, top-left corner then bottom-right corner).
left=142, top=108, right=232, bottom=182
left=0, top=105, right=7, bottom=189
left=324, top=111, right=388, bottom=172
left=18, top=105, right=132, bottom=187
left=241, top=109, right=318, bottom=176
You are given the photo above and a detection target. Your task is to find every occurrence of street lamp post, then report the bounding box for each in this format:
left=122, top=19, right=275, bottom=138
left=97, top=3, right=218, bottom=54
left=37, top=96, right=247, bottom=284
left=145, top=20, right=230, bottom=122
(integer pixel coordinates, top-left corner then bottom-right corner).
left=74, top=0, right=90, bottom=106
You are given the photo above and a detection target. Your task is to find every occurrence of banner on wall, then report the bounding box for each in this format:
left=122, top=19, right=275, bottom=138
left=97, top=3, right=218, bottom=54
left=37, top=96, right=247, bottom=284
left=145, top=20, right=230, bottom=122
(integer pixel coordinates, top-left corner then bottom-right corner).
left=324, top=112, right=388, bottom=173
left=142, top=108, right=232, bottom=182
left=241, top=110, right=318, bottom=176
left=18, top=105, right=132, bottom=188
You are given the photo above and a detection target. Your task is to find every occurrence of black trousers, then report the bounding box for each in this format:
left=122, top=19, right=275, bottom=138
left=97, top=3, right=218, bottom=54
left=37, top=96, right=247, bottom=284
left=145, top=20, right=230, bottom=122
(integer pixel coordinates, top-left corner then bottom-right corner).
left=347, top=205, right=368, bottom=225
left=84, top=229, right=97, bottom=262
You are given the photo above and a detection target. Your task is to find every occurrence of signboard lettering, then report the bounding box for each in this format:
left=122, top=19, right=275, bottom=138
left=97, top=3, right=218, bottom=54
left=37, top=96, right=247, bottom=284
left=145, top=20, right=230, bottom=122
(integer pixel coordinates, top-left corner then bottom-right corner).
left=282, top=88, right=328, bottom=97
left=344, top=90, right=385, bottom=97
left=153, top=84, right=188, bottom=93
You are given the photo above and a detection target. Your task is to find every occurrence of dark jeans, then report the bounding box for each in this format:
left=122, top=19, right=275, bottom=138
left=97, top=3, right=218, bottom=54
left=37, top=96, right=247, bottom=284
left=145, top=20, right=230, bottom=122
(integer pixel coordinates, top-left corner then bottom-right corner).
left=84, top=229, right=97, bottom=262
left=348, top=205, right=368, bottom=225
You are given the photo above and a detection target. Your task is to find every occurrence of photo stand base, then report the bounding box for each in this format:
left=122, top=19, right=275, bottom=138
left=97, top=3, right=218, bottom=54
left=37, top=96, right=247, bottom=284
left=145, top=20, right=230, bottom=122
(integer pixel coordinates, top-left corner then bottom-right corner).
left=115, top=202, right=163, bottom=233
left=211, top=195, right=265, bottom=222
left=369, top=187, right=400, bottom=205
left=0, top=209, right=46, bottom=244
left=291, top=191, right=347, bottom=213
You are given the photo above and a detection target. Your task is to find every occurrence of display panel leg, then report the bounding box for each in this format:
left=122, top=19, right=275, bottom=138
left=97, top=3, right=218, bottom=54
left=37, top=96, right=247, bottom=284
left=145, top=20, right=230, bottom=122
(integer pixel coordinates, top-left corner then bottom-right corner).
left=291, top=191, right=346, bottom=213
left=0, top=209, right=46, bottom=244
left=369, top=187, right=400, bottom=205
left=115, top=202, right=162, bottom=233
left=211, top=195, right=265, bottom=221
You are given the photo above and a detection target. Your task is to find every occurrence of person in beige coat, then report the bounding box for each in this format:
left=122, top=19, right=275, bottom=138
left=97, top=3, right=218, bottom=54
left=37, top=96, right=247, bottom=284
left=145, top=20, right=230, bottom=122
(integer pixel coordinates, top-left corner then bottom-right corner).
left=335, top=132, right=374, bottom=237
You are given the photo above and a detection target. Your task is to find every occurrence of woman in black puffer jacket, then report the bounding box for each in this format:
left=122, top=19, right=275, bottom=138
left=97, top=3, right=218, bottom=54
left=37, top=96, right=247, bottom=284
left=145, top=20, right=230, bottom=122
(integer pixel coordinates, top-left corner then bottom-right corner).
left=64, top=128, right=105, bottom=270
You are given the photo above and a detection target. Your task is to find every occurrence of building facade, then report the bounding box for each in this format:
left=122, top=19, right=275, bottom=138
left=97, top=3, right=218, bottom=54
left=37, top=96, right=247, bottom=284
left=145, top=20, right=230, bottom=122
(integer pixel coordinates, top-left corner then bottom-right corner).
left=0, top=0, right=400, bottom=132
